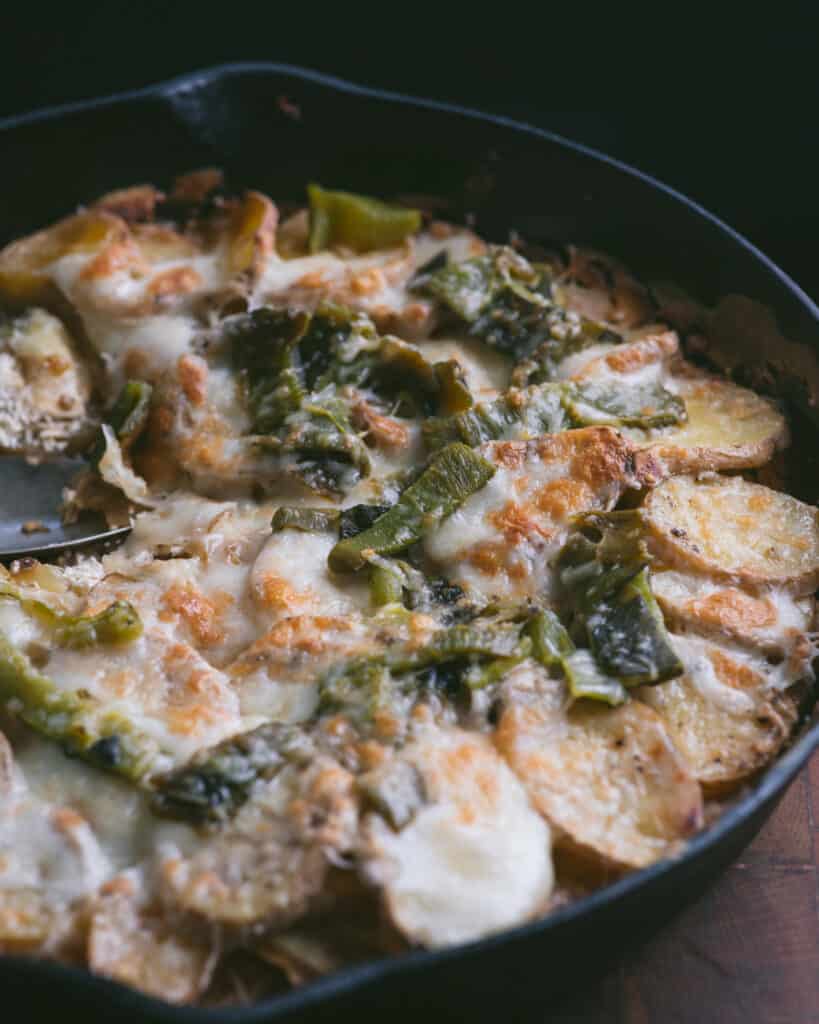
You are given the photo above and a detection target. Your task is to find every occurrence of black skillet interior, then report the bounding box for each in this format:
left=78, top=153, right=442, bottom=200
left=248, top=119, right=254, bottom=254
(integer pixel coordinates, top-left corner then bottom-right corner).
left=1, top=64, right=818, bottom=1023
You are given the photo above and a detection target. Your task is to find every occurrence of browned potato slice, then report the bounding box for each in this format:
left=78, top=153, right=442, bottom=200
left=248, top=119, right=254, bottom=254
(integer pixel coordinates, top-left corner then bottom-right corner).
left=0, top=890, right=68, bottom=952
left=568, top=330, right=679, bottom=383
left=637, top=635, right=800, bottom=794
left=643, top=475, right=819, bottom=592
left=160, top=758, right=356, bottom=929
left=228, top=190, right=278, bottom=279
left=0, top=211, right=125, bottom=307
left=0, top=308, right=92, bottom=455
left=161, top=833, right=326, bottom=931
left=635, top=374, right=787, bottom=473
left=88, top=890, right=213, bottom=1003
left=494, top=665, right=703, bottom=871
left=362, top=727, right=553, bottom=948
left=651, top=569, right=815, bottom=663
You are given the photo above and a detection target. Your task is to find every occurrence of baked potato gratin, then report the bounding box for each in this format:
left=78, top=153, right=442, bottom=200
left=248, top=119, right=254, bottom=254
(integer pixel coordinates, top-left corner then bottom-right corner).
left=0, top=171, right=816, bottom=1006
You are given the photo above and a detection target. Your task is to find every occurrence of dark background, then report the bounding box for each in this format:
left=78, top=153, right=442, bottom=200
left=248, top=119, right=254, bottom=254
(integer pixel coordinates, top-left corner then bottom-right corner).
left=1, top=9, right=818, bottom=1023
left=2, top=4, right=817, bottom=299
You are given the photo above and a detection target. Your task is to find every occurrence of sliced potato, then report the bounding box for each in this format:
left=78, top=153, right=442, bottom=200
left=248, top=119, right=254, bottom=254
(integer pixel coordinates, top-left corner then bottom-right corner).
left=637, top=634, right=800, bottom=794
left=652, top=569, right=815, bottom=662
left=161, top=833, right=326, bottom=932
left=0, top=889, right=71, bottom=953
left=494, top=663, right=703, bottom=871
left=362, top=727, right=553, bottom=948
left=634, top=373, right=787, bottom=473
left=88, top=890, right=213, bottom=1003
left=569, top=330, right=679, bottom=385
left=0, top=309, right=92, bottom=455
left=0, top=211, right=124, bottom=307
left=643, top=475, right=819, bottom=592
left=160, top=758, right=356, bottom=929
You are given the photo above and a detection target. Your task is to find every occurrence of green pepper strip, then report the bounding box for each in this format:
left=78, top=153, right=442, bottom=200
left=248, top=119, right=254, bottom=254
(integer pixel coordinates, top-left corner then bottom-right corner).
left=89, top=379, right=153, bottom=466
left=152, top=722, right=307, bottom=823
left=424, top=379, right=685, bottom=451
left=328, top=442, right=496, bottom=572
left=271, top=507, right=341, bottom=534
left=527, top=609, right=627, bottom=706
left=0, top=630, right=158, bottom=781
left=563, top=381, right=687, bottom=429
left=0, top=587, right=143, bottom=649
left=308, top=185, right=421, bottom=254
left=557, top=513, right=683, bottom=687
left=423, top=384, right=568, bottom=450
left=586, top=568, right=683, bottom=686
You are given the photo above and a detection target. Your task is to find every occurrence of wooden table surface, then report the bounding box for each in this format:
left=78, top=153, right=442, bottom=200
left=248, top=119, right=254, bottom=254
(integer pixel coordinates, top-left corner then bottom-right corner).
left=543, top=751, right=819, bottom=1024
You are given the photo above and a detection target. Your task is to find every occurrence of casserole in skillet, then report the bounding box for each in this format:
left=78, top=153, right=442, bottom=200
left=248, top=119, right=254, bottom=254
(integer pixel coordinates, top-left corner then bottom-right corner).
left=0, top=65, right=817, bottom=1021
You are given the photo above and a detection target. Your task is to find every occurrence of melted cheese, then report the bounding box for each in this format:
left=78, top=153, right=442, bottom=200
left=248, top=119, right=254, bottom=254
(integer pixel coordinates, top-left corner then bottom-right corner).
left=417, top=336, right=510, bottom=395
left=256, top=229, right=485, bottom=336
left=250, top=529, right=370, bottom=625
left=652, top=569, right=815, bottom=663
left=0, top=180, right=813, bottom=1000
left=364, top=727, right=553, bottom=947
left=0, top=309, right=91, bottom=453
left=424, top=428, right=658, bottom=601
left=638, top=634, right=801, bottom=791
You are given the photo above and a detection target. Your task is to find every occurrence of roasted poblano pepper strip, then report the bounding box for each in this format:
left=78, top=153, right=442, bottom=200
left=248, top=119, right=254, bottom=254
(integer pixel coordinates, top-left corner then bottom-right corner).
left=423, top=384, right=568, bottom=450
left=271, top=507, right=341, bottom=534
left=413, top=246, right=619, bottom=366
left=153, top=722, right=310, bottom=823
left=339, top=503, right=394, bottom=539
left=0, top=587, right=143, bottom=649
left=527, top=608, right=627, bottom=706
left=89, top=379, right=153, bottom=466
left=319, top=614, right=533, bottom=720
left=557, top=513, right=683, bottom=688
left=230, top=307, right=468, bottom=483
left=0, top=630, right=158, bottom=780
left=328, top=443, right=496, bottom=572
left=412, top=246, right=543, bottom=323
left=527, top=608, right=574, bottom=667
left=369, top=561, right=406, bottom=607
left=586, top=568, right=683, bottom=686
left=511, top=320, right=622, bottom=386
left=49, top=601, right=142, bottom=649
left=254, top=393, right=372, bottom=495
left=231, top=307, right=312, bottom=432
left=562, top=650, right=629, bottom=706
left=423, top=377, right=684, bottom=451
left=308, top=185, right=421, bottom=254
left=563, top=381, right=687, bottom=429
left=434, top=360, right=474, bottom=415
left=363, top=555, right=467, bottom=615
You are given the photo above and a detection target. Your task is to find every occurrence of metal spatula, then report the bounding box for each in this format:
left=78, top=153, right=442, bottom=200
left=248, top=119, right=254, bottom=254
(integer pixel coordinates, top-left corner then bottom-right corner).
left=0, top=456, right=129, bottom=561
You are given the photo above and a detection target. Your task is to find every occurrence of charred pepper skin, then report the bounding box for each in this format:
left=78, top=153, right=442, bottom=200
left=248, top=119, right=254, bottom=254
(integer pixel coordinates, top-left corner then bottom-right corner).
left=0, top=622, right=160, bottom=782
left=328, top=443, right=496, bottom=572
left=88, top=379, right=153, bottom=466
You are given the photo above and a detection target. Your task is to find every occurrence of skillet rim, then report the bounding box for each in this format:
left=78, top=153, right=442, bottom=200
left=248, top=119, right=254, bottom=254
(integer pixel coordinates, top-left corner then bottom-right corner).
left=0, top=61, right=817, bottom=1020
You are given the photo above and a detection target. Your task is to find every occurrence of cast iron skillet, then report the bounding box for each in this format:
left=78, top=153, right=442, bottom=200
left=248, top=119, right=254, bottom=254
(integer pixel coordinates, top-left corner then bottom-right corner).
left=0, top=64, right=817, bottom=1023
